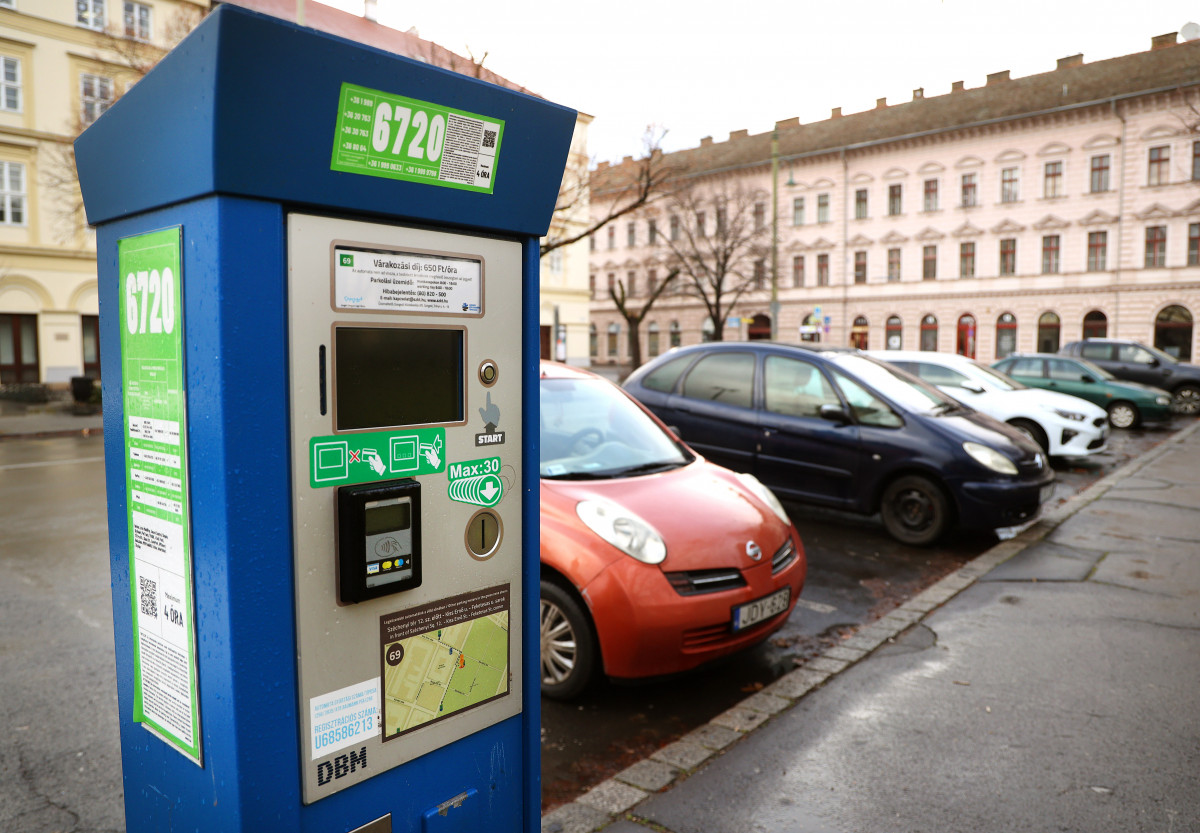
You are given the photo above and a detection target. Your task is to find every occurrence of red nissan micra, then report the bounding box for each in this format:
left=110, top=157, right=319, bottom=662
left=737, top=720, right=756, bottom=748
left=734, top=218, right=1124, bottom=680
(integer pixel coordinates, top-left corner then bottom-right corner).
left=539, top=362, right=807, bottom=699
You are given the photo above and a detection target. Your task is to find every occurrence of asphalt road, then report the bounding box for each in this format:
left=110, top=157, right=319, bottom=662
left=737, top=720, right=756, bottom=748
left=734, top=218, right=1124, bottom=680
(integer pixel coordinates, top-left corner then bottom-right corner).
left=0, top=421, right=1185, bottom=828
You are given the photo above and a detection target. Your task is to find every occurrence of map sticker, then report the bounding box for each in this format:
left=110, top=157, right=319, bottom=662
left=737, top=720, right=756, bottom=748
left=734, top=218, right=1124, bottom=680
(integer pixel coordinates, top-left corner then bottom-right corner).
left=119, top=227, right=202, bottom=764
left=331, top=83, right=503, bottom=193
left=379, top=585, right=510, bottom=740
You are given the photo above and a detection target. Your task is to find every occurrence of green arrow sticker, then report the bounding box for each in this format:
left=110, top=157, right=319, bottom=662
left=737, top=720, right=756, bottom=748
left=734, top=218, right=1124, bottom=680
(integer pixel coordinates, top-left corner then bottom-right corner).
left=309, top=428, right=446, bottom=488
left=447, top=456, right=503, bottom=507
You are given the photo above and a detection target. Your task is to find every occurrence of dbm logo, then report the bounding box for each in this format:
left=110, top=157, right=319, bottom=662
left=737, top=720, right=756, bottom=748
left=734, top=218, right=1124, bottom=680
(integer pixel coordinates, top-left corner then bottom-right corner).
left=317, top=747, right=367, bottom=786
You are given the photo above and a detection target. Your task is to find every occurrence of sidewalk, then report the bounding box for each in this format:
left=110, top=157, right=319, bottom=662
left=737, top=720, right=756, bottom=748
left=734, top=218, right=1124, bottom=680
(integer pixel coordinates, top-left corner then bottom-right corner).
left=0, top=403, right=104, bottom=438
left=544, top=420, right=1200, bottom=833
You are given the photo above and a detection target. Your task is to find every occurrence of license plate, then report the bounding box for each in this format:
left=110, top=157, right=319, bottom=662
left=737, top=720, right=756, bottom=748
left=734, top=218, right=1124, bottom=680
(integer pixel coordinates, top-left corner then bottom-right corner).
left=1039, top=482, right=1055, bottom=503
left=732, top=587, right=791, bottom=632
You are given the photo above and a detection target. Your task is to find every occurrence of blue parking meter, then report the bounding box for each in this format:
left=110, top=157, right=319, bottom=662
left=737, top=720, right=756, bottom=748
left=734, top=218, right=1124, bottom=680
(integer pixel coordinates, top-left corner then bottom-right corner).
left=74, top=5, right=574, bottom=831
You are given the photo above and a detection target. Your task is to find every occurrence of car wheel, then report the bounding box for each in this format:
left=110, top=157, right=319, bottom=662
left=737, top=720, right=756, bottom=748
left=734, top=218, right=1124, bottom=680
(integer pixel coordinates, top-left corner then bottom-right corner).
left=880, top=475, right=950, bottom=546
left=1007, top=418, right=1049, bottom=452
left=1106, top=401, right=1140, bottom=429
left=1172, top=384, right=1200, bottom=416
left=540, top=579, right=599, bottom=700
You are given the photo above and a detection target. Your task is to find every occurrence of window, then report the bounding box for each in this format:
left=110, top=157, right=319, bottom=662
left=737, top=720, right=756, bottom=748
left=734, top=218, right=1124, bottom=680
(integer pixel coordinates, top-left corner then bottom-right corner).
left=1047, top=359, right=1083, bottom=382
left=830, top=370, right=902, bottom=427
left=792, top=255, right=805, bottom=287
left=588, top=273, right=596, bottom=298
left=885, top=316, right=902, bottom=350
left=1082, top=311, right=1107, bottom=339
left=849, top=316, right=869, bottom=350
left=1190, top=223, right=1199, bottom=267
left=589, top=323, right=597, bottom=358
left=920, top=314, right=938, bottom=351
left=999, top=239, right=1016, bottom=275
left=77, top=0, right=105, bottom=29
left=764, top=356, right=838, bottom=419
left=816, top=253, right=829, bottom=286
left=0, top=313, right=38, bottom=383
left=922, top=245, right=937, bottom=280
left=647, top=322, right=660, bottom=358
left=792, top=197, right=805, bottom=226
left=1000, top=167, right=1019, bottom=203
left=715, top=208, right=726, bottom=235
left=1194, top=141, right=1200, bottom=181
left=753, top=202, right=765, bottom=231
left=696, top=211, right=706, bottom=237
left=682, top=352, right=755, bottom=408
left=626, top=221, right=636, bottom=248
left=887, top=184, right=902, bottom=216
left=606, top=272, right=614, bottom=293
left=669, top=215, right=679, bottom=241
left=648, top=219, right=657, bottom=245
left=1145, top=226, right=1167, bottom=268
left=588, top=234, right=595, bottom=252
left=1041, top=235, right=1060, bottom=274
left=82, top=315, right=101, bottom=379
left=624, top=271, right=637, bottom=297
left=81, top=73, right=114, bottom=125
left=887, top=248, right=900, bottom=282
left=1090, top=154, right=1110, bottom=193
left=753, top=259, right=765, bottom=290
left=923, top=179, right=938, bottom=211
left=1148, top=146, right=1170, bottom=186
left=606, top=323, right=619, bottom=357
left=546, top=248, right=562, bottom=275
left=1043, top=161, right=1063, bottom=198
left=996, top=313, right=1017, bottom=359
left=1038, top=312, right=1061, bottom=353
left=961, top=173, right=977, bottom=207
left=606, top=226, right=615, bottom=250
left=817, top=193, right=829, bottom=224
left=956, top=314, right=977, bottom=358
left=959, top=241, right=975, bottom=278
left=0, top=57, right=20, bottom=113
left=647, top=269, right=657, bottom=296
left=1088, top=231, right=1108, bottom=271
left=124, top=1, right=151, bottom=39
left=800, top=313, right=821, bottom=343
left=854, top=251, right=867, bottom=284
left=855, top=189, right=868, bottom=219
left=669, top=321, right=681, bottom=348
left=0, top=161, right=25, bottom=225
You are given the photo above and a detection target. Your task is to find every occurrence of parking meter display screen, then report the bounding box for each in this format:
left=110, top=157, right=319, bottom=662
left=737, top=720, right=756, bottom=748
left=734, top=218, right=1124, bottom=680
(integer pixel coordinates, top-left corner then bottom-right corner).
left=335, top=327, right=464, bottom=430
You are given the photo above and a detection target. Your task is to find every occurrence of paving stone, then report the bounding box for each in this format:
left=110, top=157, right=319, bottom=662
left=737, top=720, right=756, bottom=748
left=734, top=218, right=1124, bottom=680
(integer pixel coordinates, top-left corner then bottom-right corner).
left=541, top=801, right=611, bottom=833
left=682, top=723, right=741, bottom=750
left=841, top=631, right=889, bottom=653
left=765, top=667, right=829, bottom=699
left=576, top=779, right=647, bottom=814
left=882, top=607, right=925, bottom=626
left=822, top=644, right=866, bottom=662
left=804, top=655, right=850, bottom=674
left=740, top=691, right=791, bottom=714
left=613, top=759, right=680, bottom=792
left=650, top=739, right=714, bottom=770
left=711, top=705, right=770, bottom=732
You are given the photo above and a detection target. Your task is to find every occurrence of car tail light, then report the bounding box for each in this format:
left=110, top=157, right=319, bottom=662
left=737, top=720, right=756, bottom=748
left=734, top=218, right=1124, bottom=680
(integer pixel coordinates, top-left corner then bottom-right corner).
left=665, top=569, right=746, bottom=596
left=771, top=539, right=797, bottom=574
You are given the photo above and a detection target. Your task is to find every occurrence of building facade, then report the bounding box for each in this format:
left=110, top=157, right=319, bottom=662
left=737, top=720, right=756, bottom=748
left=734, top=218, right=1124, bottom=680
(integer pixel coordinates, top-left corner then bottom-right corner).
left=590, top=33, right=1200, bottom=370
left=0, top=0, right=207, bottom=387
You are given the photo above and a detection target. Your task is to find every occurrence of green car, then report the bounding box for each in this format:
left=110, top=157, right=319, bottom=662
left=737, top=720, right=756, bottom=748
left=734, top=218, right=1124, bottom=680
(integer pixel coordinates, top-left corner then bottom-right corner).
left=993, top=353, right=1172, bottom=429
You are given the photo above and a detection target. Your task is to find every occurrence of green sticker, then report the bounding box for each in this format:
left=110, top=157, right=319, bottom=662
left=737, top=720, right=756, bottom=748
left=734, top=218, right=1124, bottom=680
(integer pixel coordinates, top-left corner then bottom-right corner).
left=331, top=83, right=503, bottom=193
left=447, top=456, right=503, bottom=507
left=309, top=428, right=446, bottom=488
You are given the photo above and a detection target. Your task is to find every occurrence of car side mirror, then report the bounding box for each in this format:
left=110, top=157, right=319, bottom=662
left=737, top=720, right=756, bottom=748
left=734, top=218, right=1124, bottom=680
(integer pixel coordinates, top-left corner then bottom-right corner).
left=818, top=403, right=851, bottom=424
left=1149, top=358, right=1160, bottom=368
left=960, top=381, right=985, bottom=394
left=1080, top=375, right=1095, bottom=383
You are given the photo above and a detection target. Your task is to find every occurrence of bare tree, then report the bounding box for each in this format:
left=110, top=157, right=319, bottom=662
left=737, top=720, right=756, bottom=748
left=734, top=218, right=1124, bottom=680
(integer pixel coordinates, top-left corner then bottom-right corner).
left=541, top=127, right=678, bottom=257
left=609, top=268, right=679, bottom=370
left=660, top=181, right=771, bottom=341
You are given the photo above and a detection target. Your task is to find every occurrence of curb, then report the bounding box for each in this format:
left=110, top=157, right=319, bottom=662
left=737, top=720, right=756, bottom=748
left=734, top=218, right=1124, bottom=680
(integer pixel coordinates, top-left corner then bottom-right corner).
left=0, top=426, right=104, bottom=441
left=541, top=418, right=1200, bottom=833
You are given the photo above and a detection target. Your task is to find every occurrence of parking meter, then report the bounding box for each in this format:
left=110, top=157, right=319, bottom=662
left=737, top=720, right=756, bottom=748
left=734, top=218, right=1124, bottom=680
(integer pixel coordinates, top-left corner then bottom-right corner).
left=74, top=5, right=574, bottom=831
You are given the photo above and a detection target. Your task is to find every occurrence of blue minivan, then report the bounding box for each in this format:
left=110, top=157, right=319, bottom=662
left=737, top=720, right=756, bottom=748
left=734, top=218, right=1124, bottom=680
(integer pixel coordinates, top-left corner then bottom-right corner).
left=624, top=343, right=1055, bottom=545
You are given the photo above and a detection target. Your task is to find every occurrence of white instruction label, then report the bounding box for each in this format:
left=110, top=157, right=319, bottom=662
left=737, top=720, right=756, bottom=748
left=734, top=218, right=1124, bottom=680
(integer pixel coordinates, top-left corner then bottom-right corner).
left=310, top=677, right=381, bottom=760
left=334, top=248, right=481, bottom=314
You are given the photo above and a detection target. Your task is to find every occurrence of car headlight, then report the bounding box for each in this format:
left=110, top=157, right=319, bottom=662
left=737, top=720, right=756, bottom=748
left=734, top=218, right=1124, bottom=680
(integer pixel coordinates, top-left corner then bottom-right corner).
left=734, top=472, right=790, bottom=525
left=576, top=499, right=667, bottom=564
left=963, top=441, right=1018, bottom=475
left=1156, top=395, right=1171, bottom=405
left=1049, top=407, right=1085, bottom=422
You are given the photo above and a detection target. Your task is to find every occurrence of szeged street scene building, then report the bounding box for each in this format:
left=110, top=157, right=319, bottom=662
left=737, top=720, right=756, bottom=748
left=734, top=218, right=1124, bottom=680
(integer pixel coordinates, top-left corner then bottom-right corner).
left=589, top=32, right=1200, bottom=368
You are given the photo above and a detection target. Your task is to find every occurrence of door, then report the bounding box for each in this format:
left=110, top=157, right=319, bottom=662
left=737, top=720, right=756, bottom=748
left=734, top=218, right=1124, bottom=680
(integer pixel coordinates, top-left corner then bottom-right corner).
left=1045, top=358, right=1103, bottom=407
left=755, top=354, right=861, bottom=507
left=664, top=351, right=760, bottom=473
left=1114, top=342, right=1174, bottom=389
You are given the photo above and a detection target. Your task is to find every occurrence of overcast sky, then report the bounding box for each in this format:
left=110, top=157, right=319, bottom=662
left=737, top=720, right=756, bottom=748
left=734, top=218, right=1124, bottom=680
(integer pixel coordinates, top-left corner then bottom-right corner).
left=316, top=0, right=1199, bottom=165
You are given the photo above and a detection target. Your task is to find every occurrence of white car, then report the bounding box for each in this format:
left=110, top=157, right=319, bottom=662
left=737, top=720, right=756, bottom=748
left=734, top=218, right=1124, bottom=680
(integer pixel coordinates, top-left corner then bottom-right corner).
left=867, top=350, right=1109, bottom=458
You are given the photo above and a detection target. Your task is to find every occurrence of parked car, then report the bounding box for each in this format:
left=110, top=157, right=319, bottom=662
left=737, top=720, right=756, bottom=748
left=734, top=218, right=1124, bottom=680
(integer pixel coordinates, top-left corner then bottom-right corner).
left=992, top=353, right=1173, bottom=428
left=1059, top=339, right=1200, bottom=415
left=624, top=343, right=1054, bottom=547
left=867, top=350, right=1109, bottom=458
left=539, top=361, right=806, bottom=699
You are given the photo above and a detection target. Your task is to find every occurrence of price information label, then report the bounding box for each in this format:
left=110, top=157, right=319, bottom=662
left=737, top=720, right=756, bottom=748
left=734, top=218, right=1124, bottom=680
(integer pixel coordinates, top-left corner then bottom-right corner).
left=119, top=227, right=202, bottom=765
left=330, top=83, right=503, bottom=193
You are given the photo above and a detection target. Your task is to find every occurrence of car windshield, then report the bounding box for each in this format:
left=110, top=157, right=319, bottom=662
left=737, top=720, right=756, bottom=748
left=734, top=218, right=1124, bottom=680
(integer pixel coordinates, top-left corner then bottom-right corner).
left=828, top=354, right=958, bottom=415
left=540, top=377, right=690, bottom=479
left=1139, top=343, right=1180, bottom=365
left=967, top=360, right=1027, bottom=391
left=1072, top=357, right=1117, bottom=380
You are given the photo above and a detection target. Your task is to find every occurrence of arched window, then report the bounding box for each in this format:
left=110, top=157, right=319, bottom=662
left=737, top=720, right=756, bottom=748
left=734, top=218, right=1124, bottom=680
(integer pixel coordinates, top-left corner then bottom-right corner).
left=748, top=313, right=771, bottom=341
left=1037, top=312, right=1061, bottom=353
left=850, top=315, right=869, bottom=350
left=920, top=314, right=938, bottom=351
left=1155, top=305, right=1194, bottom=360
left=606, top=322, right=620, bottom=358
left=885, top=315, right=903, bottom=350
left=800, top=312, right=822, bottom=343
left=1082, top=310, right=1107, bottom=340
left=956, top=314, right=976, bottom=358
left=996, top=312, right=1017, bottom=359
left=589, top=322, right=598, bottom=357
left=647, top=322, right=661, bottom=357
left=669, top=320, right=682, bottom=348
left=701, top=318, right=716, bottom=342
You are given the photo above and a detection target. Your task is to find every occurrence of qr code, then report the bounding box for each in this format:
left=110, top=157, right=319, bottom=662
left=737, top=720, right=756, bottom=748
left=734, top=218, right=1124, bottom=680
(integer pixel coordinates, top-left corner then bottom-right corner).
left=138, top=576, right=157, bottom=618
left=482, top=129, right=496, bottom=149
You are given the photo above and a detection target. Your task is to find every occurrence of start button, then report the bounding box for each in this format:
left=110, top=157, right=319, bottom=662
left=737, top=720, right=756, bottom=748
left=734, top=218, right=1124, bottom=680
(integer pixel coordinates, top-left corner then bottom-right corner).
left=478, top=360, right=498, bottom=386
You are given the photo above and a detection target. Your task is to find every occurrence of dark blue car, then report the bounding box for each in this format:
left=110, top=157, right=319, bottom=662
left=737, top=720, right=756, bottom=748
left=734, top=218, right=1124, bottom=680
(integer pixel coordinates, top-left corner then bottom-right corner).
left=624, top=343, right=1055, bottom=545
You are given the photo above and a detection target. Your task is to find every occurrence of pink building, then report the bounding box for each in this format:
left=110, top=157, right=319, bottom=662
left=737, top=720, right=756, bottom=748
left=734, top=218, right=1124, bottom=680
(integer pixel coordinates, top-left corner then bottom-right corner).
left=589, top=33, right=1200, bottom=367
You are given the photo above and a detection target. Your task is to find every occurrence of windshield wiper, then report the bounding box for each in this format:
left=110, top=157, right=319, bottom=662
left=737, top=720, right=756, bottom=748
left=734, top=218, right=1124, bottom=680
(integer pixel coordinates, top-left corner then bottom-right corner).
left=608, top=460, right=686, bottom=477
left=932, top=401, right=966, bottom=415
left=541, top=470, right=613, bottom=481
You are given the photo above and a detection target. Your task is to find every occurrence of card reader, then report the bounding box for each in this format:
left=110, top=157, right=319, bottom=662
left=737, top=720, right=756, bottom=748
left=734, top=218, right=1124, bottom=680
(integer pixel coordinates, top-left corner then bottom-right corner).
left=337, top=478, right=422, bottom=603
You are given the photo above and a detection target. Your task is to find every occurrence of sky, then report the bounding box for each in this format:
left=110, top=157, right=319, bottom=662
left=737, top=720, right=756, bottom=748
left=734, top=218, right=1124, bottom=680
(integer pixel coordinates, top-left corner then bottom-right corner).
left=315, top=0, right=1200, bottom=166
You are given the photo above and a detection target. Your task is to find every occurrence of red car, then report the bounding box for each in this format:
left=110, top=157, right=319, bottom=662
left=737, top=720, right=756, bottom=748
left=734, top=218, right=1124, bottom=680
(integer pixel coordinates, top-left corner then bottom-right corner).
left=539, top=362, right=807, bottom=699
